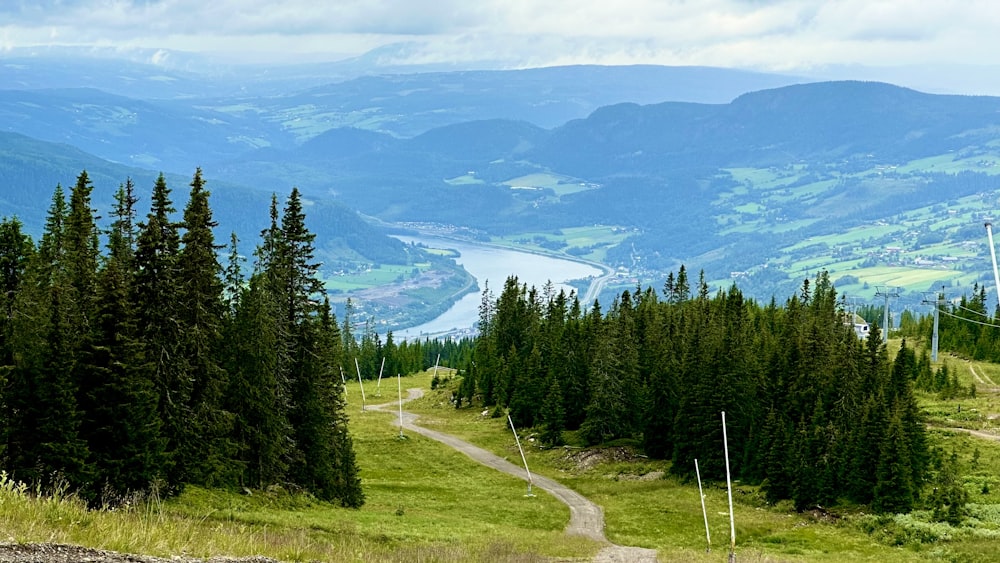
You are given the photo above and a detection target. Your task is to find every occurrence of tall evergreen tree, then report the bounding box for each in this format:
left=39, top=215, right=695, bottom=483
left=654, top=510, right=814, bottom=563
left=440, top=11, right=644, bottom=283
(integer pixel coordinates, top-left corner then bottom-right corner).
left=538, top=376, right=566, bottom=446
left=176, top=169, right=233, bottom=485
left=133, top=173, right=186, bottom=489
left=226, top=274, right=291, bottom=489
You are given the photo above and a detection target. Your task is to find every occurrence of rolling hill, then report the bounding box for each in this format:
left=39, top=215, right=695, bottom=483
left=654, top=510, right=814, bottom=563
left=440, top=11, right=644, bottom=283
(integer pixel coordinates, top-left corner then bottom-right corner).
left=7, top=59, right=1000, bottom=309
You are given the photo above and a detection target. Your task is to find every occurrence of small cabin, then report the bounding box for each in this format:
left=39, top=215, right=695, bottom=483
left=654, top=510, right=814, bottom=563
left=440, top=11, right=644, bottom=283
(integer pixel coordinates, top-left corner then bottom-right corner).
left=845, top=312, right=870, bottom=339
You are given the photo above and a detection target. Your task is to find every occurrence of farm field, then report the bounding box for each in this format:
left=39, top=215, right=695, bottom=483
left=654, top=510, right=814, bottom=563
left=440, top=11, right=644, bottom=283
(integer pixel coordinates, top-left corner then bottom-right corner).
left=490, top=225, right=631, bottom=263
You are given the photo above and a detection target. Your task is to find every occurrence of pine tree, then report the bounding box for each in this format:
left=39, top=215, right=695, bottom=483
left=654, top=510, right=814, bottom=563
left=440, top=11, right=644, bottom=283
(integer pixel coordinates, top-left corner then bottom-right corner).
left=0, top=217, right=33, bottom=366
left=538, top=376, right=566, bottom=446
left=133, top=173, right=186, bottom=489
left=2, top=191, right=64, bottom=482
left=872, top=408, right=915, bottom=514
left=580, top=327, right=632, bottom=445
left=85, top=225, right=165, bottom=500
left=176, top=169, right=233, bottom=485
left=226, top=274, right=291, bottom=489
left=289, top=298, right=363, bottom=506
left=254, top=189, right=363, bottom=506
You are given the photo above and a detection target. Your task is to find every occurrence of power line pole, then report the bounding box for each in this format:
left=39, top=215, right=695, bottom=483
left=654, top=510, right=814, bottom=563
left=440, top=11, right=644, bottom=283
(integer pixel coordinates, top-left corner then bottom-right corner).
left=922, top=290, right=943, bottom=362
left=875, top=286, right=900, bottom=336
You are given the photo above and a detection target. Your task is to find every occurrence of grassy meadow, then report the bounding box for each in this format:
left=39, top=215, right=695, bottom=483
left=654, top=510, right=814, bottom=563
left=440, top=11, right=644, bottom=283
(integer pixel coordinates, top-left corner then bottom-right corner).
left=372, top=358, right=1000, bottom=563
left=490, top=225, right=630, bottom=263
left=0, top=370, right=590, bottom=562
left=9, top=352, right=1000, bottom=562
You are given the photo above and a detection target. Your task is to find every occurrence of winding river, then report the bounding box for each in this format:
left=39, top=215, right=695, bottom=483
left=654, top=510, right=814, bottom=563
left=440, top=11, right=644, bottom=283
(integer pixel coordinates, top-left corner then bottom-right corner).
left=393, top=235, right=607, bottom=340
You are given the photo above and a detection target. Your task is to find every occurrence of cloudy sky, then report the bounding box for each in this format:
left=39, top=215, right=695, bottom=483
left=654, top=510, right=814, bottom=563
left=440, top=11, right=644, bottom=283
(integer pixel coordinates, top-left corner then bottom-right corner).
left=1, top=0, right=998, bottom=77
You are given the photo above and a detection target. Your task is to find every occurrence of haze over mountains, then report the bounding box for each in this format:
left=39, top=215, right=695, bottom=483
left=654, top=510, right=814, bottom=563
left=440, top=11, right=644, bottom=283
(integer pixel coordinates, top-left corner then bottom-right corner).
left=4, top=50, right=1000, bottom=313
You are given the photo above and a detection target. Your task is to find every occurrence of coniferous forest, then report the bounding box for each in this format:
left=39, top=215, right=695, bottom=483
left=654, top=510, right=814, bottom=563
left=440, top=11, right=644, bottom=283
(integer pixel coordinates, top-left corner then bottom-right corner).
left=461, top=269, right=964, bottom=515
left=0, top=170, right=366, bottom=507
left=0, top=169, right=972, bottom=522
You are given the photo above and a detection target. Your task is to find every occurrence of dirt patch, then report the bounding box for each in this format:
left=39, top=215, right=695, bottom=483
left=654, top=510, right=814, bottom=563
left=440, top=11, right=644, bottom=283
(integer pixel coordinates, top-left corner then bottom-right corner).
left=605, top=471, right=664, bottom=482
left=561, top=447, right=641, bottom=472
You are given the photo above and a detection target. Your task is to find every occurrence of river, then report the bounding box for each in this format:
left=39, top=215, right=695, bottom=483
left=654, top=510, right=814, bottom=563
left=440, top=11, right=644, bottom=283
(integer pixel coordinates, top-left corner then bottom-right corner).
left=392, top=236, right=606, bottom=340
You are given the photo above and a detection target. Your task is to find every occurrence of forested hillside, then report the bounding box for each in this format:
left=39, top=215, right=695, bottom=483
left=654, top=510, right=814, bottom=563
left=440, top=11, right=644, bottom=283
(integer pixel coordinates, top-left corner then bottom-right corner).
left=0, top=170, right=369, bottom=506
left=9, top=72, right=1000, bottom=308
left=457, top=271, right=966, bottom=515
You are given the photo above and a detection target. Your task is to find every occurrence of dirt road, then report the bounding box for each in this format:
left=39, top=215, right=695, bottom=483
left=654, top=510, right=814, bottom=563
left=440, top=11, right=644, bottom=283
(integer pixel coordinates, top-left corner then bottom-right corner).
left=370, top=390, right=658, bottom=563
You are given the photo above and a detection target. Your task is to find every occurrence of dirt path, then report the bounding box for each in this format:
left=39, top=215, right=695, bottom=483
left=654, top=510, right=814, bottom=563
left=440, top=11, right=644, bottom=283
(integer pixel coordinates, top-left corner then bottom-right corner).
left=968, top=364, right=987, bottom=385
left=968, top=364, right=997, bottom=386
left=369, top=390, right=658, bottom=563
left=939, top=425, right=1000, bottom=442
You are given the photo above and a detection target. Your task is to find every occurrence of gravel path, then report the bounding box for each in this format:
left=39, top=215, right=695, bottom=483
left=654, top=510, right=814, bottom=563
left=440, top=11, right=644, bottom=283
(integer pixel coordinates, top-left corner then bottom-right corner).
left=0, top=543, right=277, bottom=563
left=370, top=389, right=658, bottom=563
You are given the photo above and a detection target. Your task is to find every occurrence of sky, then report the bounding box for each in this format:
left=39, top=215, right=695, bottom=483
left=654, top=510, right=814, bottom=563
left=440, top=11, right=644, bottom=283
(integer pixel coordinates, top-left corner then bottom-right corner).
left=2, top=0, right=999, bottom=89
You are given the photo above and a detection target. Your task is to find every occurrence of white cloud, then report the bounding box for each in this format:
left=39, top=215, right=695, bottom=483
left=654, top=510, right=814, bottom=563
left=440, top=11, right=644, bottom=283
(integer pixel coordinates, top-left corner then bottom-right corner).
left=2, top=0, right=1000, bottom=72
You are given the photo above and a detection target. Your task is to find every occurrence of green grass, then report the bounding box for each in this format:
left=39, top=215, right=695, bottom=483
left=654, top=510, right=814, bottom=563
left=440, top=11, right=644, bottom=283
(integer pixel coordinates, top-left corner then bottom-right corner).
left=324, top=264, right=427, bottom=292
left=502, top=172, right=591, bottom=197
left=389, top=358, right=1000, bottom=563
left=896, top=153, right=1000, bottom=176
left=0, top=371, right=591, bottom=562
left=398, top=384, right=898, bottom=561
left=488, top=225, right=628, bottom=263
left=15, top=359, right=1000, bottom=562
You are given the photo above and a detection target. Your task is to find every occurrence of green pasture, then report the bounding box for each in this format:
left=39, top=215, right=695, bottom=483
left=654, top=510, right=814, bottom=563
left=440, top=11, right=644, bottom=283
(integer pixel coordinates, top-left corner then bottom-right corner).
left=444, top=174, right=485, bottom=185
left=844, top=266, right=959, bottom=289
left=896, top=153, right=1000, bottom=176
left=724, top=167, right=805, bottom=189
left=502, top=172, right=590, bottom=197
left=725, top=217, right=823, bottom=236
left=733, top=202, right=766, bottom=214
left=490, top=225, right=628, bottom=263
left=324, top=264, right=427, bottom=292
left=559, top=225, right=631, bottom=247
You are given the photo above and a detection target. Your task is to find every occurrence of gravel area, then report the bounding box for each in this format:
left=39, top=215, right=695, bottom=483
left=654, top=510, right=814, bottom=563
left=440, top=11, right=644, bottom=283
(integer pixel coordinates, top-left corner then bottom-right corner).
left=0, top=543, right=278, bottom=563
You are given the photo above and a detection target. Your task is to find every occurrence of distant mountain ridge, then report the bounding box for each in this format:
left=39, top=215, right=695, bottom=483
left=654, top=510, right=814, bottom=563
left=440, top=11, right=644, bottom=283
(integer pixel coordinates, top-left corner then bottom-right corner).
left=0, top=130, right=407, bottom=267
left=6, top=62, right=1000, bottom=302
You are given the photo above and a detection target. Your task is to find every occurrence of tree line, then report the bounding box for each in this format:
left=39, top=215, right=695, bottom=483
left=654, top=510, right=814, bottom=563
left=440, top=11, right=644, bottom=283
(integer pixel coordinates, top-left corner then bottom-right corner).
left=458, top=269, right=964, bottom=515
left=0, top=170, right=363, bottom=507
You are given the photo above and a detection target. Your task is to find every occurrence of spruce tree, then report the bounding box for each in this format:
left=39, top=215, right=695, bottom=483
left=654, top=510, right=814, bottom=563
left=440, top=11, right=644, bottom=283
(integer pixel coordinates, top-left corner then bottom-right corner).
left=133, top=173, right=186, bottom=489
left=176, top=169, right=233, bottom=485
left=85, top=230, right=165, bottom=500
left=872, top=408, right=915, bottom=514
left=226, top=274, right=291, bottom=489
left=2, top=190, right=65, bottom=482
left=538, top=376, right=566, bottom=446
left=0, top=217, right=33, bottom=366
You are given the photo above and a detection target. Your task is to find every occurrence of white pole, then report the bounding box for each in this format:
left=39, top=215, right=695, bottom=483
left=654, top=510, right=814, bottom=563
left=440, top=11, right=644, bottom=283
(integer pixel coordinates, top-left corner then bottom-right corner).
left=695, top=458, right=711, bottom=553
left=397, top=373, right=404, bottom=438
left=508, top=414, right=534, bottom=496
left=722, top=411, right=736, bottom=562
left=433, top=353, right=440, bottom=379
left=355, top=358, right=366, bottom=412
left=376, top=357, right=385, bottom=397
left=340, top=366, right=347, bottom=406
left=986, top=223, right=1000, bottom=312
